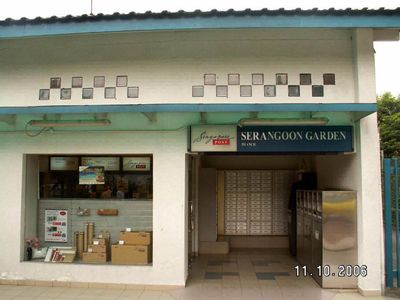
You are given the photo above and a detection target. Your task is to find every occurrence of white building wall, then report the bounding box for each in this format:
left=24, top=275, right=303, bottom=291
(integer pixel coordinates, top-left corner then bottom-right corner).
left=0, top=29, right=355, bottom=107
left=0, top=129, right=188, bottom=286
left=0, top=27, right=385, bottom=293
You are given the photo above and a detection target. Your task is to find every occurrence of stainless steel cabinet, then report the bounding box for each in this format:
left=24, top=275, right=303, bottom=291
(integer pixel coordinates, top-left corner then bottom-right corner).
left=296, top=190, right=357, bottom=288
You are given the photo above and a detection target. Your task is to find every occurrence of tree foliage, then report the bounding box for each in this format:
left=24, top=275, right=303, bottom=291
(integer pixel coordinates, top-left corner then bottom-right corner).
left=378, top=92, right=400, bottom=157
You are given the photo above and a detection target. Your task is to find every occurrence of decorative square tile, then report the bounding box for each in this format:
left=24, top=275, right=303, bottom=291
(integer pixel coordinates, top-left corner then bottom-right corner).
left=72, top=77, right=83, bottom=88
left=60, top=88, right=71, bottom=100
left=323, top=73, right=335, bottom=85
left=300, top=73, right=312, bottom=85
left=312, top=85, right=324, bottom=97
left=255, top=272, right=290, bottom=280
left=127, top=86, right=139, bottom=98
left=264, top=85, right=276, bottom=97
left=82, top=88, right=93, bottom=99
left=228, top=74, right=240, bottom=85
left=105, top=87, right=116, bottom=99
left=204, top=74, right=216, bottom=85
left=192, top=86, right=204, bottom=97
left=205, top=272, right=223, bottom=279
left=240, top=85, right=252, bottom=97
left=116, top=75, right=128, bottom=87
left=252, top=73, right=264, bottom=85
left=94, top=76, right=105, bottom=87
left=50, top=77, right=61, bottom=89
left=288, top=85, right=300, bottom=97
left=276, top=73, right=288, bottom=85
left=39, top=89, right=50, bottom=100
left=216, top=85, right=228, bottom=97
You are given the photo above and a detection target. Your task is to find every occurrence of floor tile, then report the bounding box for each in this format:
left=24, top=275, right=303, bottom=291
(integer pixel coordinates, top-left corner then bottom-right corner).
left=255, top=272, right=290, bottom=280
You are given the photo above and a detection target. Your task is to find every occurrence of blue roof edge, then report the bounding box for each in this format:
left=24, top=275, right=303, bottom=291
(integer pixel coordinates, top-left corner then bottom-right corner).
left=1, top=14, right=400, bottom=38
left=0, top=103, right=377, bottom=115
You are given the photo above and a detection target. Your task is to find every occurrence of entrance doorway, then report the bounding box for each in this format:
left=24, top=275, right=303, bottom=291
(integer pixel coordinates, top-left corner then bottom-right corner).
left=189, top=153, right=357, bottom=289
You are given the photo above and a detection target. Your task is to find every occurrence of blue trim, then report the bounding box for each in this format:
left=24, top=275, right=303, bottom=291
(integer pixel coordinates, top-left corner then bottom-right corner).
left=395, top=159, right=400, bottom=286
left=384, top=158, right=394, bottom=288
left=0, top=103, right=377, bottom=115
left=1, top=15, right=400, bottom=38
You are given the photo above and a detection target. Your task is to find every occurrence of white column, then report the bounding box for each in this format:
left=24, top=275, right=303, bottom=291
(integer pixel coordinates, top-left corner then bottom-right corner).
left=353, top=28, right=384, bottom=294
left=352, top=28, right=376, bottom=103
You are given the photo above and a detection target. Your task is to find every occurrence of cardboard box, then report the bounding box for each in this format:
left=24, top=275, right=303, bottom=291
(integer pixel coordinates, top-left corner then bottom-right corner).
left=87, top=244, right=107, bottom=253
left=82, top=252, right=107, bottom=264
left=92, top=238, right=107, bottom=245
left=111, top=245, right=152, bottom=265
left=98, top=231, right=111, bottom=244
left=119, top=231, right=152, bottom=245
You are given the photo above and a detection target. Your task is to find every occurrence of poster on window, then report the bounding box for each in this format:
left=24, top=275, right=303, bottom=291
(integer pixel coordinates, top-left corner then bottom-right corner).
left=81, top=157, right=120, bottom=171
left=122, top=157, right=151, bottom=171
left=79, top=166, right=105, bottom=185
left=45, top=210, right=68, bottom=242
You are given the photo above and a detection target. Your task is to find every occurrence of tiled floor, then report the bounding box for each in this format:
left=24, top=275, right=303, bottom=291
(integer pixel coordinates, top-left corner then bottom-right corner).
left=0, top=248, right=398, bottom=299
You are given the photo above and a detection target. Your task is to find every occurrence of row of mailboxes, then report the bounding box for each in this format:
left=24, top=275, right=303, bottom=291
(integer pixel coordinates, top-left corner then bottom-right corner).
left=296, top=190, right=357, bottom=288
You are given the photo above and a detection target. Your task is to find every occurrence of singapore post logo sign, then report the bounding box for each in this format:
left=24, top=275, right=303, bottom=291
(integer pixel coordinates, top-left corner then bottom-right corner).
left=190, top=125, right=237, bottom=152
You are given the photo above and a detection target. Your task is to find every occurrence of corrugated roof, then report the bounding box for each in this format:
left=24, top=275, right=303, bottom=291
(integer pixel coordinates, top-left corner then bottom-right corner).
left=1, top=7, right=400, bottom=26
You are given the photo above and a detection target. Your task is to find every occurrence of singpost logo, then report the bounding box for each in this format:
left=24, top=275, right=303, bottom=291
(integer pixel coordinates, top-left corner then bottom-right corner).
left=193, top=130, right=234, bottom=146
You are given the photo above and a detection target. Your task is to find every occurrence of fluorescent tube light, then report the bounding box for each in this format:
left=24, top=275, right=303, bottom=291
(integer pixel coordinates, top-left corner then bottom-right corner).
left=28, top=119, right=111, bottom=127
left=238, top=118, right=329, bottom=126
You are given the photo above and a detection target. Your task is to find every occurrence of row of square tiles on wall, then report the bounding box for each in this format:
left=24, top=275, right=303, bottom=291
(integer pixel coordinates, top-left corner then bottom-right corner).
left=39, top=75, right=138, bottom=100
left=39, top=87, right=139, bottom=100
left=192, top=84, right=325, bottom=97
left=203, top=73, right=336, bottom=86
left=46, top=73, right=335, bottom=89
left=49, top=76, right=130, bottom=89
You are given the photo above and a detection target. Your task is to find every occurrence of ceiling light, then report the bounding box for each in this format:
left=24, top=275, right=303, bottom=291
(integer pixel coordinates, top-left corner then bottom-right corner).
left=238, top=118, right=329, bottom=126
left=28, top=119, right=111, bottom=127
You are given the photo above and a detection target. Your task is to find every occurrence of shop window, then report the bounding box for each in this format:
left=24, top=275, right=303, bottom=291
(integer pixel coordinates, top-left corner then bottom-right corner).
left=23, top=155, right=153, bottom=266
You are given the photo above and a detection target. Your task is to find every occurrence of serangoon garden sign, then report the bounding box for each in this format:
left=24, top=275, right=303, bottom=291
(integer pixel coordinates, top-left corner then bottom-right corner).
left=190, top=125, right=353, bottom=153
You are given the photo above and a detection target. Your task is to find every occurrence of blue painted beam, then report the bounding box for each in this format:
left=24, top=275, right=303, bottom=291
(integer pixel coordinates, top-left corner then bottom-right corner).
left=0, top=103, right=377, bottom=115
left=1, top=15, right=400, bottom=38
left=384, top=159, right=394, bottom=288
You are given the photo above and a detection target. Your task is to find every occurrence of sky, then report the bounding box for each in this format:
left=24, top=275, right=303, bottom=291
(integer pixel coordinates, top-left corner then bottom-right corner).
left=1, top=0, right=399, bottom=96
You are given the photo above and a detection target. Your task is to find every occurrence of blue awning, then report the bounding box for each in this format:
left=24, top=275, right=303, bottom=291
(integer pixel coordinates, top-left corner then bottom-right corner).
left=0, top=103, right=376, bottom=119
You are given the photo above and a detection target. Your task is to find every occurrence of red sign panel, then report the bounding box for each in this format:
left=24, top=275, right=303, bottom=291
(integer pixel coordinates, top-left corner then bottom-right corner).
left=212, top=139, right=230, bottom=145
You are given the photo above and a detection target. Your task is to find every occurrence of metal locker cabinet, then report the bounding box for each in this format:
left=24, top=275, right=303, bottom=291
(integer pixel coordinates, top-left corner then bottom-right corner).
left=312, top=191, right=323, bottom=286
left=296, top=191, right=304, bottom=265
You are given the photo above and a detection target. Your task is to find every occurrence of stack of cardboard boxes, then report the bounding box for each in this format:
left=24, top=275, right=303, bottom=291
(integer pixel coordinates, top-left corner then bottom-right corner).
left=82, top=231, right=111, bottom=264
left=112, top=230, right=152, bottom=265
